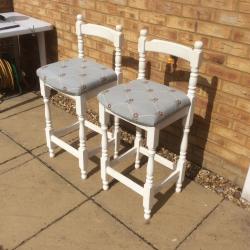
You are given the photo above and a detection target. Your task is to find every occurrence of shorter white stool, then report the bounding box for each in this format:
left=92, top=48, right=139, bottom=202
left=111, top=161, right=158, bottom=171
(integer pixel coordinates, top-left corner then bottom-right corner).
left=98, top=29, right=203, bottom=220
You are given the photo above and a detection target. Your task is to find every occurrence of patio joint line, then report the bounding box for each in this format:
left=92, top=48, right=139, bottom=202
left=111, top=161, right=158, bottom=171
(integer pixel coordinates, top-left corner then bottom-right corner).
left=2, top=130, right=159, bottom=250
left=1, top=130, right=90, bottom=199
left=0, top=157, right=35, bottom=176
left=0, top=151, right=28, bottom=166
left=0, top=104, right=44, bottom=120
left=12, top=199, right=89, bottom=250
left=174, top=197, right=225, bottom=250
left=91, top=198, right=159, bottom=250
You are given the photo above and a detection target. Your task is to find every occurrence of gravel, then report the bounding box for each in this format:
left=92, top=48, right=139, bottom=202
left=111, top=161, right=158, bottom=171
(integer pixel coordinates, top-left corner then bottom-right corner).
left=51, top=93, right=250, bottom=210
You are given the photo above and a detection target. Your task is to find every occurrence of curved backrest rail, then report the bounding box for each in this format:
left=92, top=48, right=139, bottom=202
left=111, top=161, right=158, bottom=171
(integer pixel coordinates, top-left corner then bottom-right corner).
left=146, top=40, right=191, bottom=63
left=81, top=23, right=119, bottom=46
left=145, top=40, right=202, bottom=68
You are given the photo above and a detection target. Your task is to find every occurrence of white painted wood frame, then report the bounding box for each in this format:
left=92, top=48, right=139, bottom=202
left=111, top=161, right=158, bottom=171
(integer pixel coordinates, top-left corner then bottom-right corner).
left=39, top=14, right=123, bottom=179
left=99, top=29, right=203, bottom=220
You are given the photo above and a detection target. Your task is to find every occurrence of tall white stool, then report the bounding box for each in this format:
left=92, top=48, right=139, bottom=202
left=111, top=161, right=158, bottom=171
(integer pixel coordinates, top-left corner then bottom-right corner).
left=98, top=29, right=203, bottom=220
left=37, top=15, right=123, bottom=179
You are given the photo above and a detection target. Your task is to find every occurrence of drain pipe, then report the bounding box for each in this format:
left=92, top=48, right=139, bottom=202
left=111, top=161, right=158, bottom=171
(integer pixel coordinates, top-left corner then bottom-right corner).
left=242, top=165, right=250, bottom=202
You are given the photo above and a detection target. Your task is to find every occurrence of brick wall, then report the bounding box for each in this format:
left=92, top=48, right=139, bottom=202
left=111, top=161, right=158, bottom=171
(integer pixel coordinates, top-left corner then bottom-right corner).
left=13, top=0, right=250, bottom=186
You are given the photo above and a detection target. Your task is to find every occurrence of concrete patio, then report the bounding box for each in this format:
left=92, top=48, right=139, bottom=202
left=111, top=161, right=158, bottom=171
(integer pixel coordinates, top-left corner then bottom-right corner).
left=0, top=92, right=249, bottom=250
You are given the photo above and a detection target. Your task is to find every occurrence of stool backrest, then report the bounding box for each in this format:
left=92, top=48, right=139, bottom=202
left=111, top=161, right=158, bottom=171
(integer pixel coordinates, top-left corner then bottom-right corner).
left=137, top=29, right=203, bottom=125
left=76, top=14, right=123, bottom=83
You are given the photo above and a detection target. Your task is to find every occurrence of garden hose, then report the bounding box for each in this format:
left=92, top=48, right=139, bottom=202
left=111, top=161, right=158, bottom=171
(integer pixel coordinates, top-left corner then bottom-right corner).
left=0, top=58, right=17, bottom=90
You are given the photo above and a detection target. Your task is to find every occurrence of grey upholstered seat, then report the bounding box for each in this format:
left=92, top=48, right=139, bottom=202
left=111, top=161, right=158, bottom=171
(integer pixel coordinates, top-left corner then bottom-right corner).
left=98, top=79, right=191, bottom=126
left=37, top=58, right=117, bottom=96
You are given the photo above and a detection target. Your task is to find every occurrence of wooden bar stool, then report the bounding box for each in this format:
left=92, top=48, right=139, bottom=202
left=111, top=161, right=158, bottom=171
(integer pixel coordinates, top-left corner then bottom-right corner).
left=98, top=29, right=203, bottom=220
left=37, top=15, right=123, bottom=179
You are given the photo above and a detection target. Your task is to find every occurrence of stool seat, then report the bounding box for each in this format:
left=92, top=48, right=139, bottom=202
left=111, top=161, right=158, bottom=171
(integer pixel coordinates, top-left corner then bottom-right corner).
left=98, top=79, right=190, bottom=126
left=37, top=58, right=117, bottom=96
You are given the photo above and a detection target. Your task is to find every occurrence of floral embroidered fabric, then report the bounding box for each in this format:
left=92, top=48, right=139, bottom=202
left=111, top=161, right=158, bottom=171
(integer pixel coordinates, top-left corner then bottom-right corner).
left=98, top=79, right=191, bottom=126
left=37, top=58, right=117, bottom=96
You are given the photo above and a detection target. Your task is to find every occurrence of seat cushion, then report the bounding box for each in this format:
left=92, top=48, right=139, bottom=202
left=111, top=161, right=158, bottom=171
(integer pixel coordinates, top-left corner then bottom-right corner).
left=37, top=58, right=117, bottom=96
left=98, top=79, right=191, bottom=126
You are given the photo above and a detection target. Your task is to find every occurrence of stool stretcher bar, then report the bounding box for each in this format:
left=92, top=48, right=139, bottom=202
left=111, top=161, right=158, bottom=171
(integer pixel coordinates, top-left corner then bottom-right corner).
left=53, top=120, right=113, bottom=139
left=110, top=147, right=136, bottom=167
left=153, top=170, right=179, bottom=194
left=51, top=133, right=114, bottom=158
left=53, top=122, right=79, bottom=137
left=88, top=138, right=115, bottom=158
left=139, top=146, right=175, bottom=170
left=51, top=135, right=79, bottom=158
left=107, top=166, right=144, bottom=196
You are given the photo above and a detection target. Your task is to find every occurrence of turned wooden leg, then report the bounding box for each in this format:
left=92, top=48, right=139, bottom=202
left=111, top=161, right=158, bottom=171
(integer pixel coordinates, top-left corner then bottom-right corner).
left=176, top=117, right=191, bottom=193
left=134, top=127, right=142, bottom=169
left=143, top=128, right=159, bottom=220
left=113, top=116, right=120, bottom=159
left=99, top=103, right=109, bottom=190
left=40, top=80, right=55, bottom=158
left=76, top=96, right=88, bottom=180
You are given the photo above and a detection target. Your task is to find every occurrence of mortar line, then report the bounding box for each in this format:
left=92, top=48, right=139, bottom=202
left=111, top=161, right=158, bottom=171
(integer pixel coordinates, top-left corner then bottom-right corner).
left=2, top=130, right=159, bottom=250
left=174, top=197, right=225, bottom=250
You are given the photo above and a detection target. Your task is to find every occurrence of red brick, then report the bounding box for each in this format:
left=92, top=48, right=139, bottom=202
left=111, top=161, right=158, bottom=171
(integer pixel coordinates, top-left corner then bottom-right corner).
left=108, top=0, right=127, bottom=5
left=216, top=102, right=250, bottom=124
left=153, top=1, right=182, bottom=15
left=221, top=81, right=250, bottom=99
left=203, top=51, right=225, bottom=64
left=236, top=98, right=250, bottom=114
left=213, top=10, right=250, bottom=29
left=149, top=26, right=177, bottom=41
left=178, top=32, right=210, bottom=48
left=239, top=1, right=250, bottom=14
left=167, top=16, right=197, bottom=32
left=197, top=21, right=231, bottom=38
left=118, top=6, right=139, bottom=20
left=96, top=2, right=118, bottom=15
left=210, top=39, right=249, bottom=57
left=233, top=121, right=250, bottom=137
left=231, top=28, right=250, bottom=45
left=201, top=0, right=237, bottom=11
left=182, top=5, right=212, bottom=21
left=139, top=11, right=166, bottom=25
left=206, top=64, right=241, bottom=83
left=227, top=56, right=250, bottom=74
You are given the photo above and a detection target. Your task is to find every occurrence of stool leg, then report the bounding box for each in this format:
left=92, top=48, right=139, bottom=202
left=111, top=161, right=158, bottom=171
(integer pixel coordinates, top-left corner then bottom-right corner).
left=76, top=96, right=88, bottom=180
left=134, top=127, right=142, bottom=169
left=176, top=117, right=191, bottom=193
left=40, top=81, right=54, bottom=158
left=113, top=116, right=120, bottom=159
left=143, top=128, right=159, bottom=220
left=100, top=104, right=109, bottom=190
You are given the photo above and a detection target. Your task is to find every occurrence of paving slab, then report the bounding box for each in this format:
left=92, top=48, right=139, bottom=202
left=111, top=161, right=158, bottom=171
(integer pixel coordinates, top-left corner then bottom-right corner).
left=0, top=158, right=86, bottom=250
left=94, top=161, right=223, bottom=250
left=17, top=200, right=153, bottom=250
left=0, top=132, right=27, bottom=164
left=0, top=92, right=42, bottom=120
left=0, top=104, right=77, bottom=150
left=178, top=200, right=250, bottom=250
left=0, top=152, right=33, bottom=175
